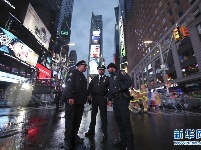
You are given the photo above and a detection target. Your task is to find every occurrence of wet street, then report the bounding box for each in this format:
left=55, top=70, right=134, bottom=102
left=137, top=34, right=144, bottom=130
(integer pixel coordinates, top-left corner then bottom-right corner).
left=0, top=105, right=201, bottom=150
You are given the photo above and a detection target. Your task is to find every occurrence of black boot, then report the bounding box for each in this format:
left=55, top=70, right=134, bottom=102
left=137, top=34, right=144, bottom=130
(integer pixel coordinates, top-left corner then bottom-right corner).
left=62, top=140, right=72, bottom=150
left=112, top=138, right=126, bottom=146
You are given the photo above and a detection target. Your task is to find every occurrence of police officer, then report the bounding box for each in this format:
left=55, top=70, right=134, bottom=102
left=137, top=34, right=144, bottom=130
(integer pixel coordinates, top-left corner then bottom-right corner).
left=61, top=60, right=87, bottom=150
left=85, top=65, right=109, bottom=139
left=107, top=63, right=134, bottom=150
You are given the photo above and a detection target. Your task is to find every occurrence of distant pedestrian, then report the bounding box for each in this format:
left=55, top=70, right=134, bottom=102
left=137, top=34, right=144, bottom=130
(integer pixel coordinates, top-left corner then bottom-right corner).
left=54, top=86, right=62, bottom=111
left=107, top=63, right=134, bottom=150
left=151, top=89, right=157, bottom=108
left=61, top=60, right=87, bottom=150
left=85, top=65, right=109, bottom=139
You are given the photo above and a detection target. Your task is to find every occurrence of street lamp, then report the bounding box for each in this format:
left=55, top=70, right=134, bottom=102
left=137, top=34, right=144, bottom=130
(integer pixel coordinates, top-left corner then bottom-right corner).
left=144, top=40, right=169, bottom=95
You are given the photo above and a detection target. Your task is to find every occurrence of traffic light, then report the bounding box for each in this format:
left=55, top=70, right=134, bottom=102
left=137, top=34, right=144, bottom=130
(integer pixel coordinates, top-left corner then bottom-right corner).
left=173, top=27, right=183, bottom=41
left=180, top=26, right=190, bottom=37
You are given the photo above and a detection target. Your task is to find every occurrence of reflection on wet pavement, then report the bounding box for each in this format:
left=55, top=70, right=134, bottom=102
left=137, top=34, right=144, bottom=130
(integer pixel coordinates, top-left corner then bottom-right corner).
left=0, top=105, right=201, bottom=150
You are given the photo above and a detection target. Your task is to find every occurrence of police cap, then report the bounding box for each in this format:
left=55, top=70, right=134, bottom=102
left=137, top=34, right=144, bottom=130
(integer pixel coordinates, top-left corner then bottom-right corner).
left=97, top=65, right=106, bottom=70
left=107, top=63, right=118, bottom=69
left=76, top=60, right=87, bottom=66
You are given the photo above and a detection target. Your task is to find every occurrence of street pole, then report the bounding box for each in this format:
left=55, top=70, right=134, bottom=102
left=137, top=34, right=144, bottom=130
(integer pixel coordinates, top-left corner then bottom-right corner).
left=144, top=40, right=170, bottom=95
left=157, top=42, right=169, bottom=95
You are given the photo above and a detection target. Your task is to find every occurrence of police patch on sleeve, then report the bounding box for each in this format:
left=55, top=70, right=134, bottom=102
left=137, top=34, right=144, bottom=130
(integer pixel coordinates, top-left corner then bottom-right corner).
left=121, top=70, right=126, bottom=75
left=68, top=73, right=73, bottom=76
left=67, top=78, right=71, bottom=81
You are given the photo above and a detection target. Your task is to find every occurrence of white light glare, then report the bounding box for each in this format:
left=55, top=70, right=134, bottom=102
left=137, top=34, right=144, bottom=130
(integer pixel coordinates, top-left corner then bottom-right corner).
left=62, top=84, right=65, bottom=88
left=22, top=83, right=31, bottom=90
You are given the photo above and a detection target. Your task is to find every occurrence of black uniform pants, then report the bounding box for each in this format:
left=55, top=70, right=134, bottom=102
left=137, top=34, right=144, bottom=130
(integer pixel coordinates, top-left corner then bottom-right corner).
left=55, top=97, right=60, bottom=110
left=64, top=102, right=84, bottom=142
left=113, top=96, right=133, bottom=147
left=89, top=95, right=107, bottom=134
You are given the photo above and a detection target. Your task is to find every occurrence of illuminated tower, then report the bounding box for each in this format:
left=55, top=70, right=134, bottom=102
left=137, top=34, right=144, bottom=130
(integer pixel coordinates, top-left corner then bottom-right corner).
left=88, top=12, right=103, bottom=82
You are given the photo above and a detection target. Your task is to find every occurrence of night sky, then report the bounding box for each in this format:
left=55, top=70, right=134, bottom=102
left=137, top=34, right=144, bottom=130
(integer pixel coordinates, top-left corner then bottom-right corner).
left=69, top=0, right=119, bottom=69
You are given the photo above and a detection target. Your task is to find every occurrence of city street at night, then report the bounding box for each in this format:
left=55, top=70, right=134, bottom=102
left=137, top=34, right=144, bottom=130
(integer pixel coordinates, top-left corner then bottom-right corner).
left=0, top=105, right=201, bottom=150
left=1, top=0, right=201, bottom=150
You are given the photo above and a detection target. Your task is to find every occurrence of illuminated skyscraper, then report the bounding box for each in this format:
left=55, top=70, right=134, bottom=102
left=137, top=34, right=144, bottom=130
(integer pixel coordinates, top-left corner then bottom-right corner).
left=68, top=50, right=77, bottom=71
left=88, top=12, right=103, bottom=82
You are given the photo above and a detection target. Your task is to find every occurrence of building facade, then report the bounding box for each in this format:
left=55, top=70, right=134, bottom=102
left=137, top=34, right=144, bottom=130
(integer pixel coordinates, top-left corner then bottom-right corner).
left=0, top=0, right=74, bottom=103
left=114, top=0, right=134, bottom=72
left=126, top=0, right=201, bottom=92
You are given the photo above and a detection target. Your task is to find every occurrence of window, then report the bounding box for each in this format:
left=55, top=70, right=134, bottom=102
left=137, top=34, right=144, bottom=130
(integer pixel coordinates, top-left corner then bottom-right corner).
left=148, top=63, right=153, bottom=78
left=171, top=19, right=175, bottom=26
left=193, top=7, right=200, bottom=18
left=188, top=0, right=195, bottom=5
left=162, top=18, right=166, bottom=24
left=168, top=9, right=172, bottom=15
left=178, top=10, right=183, bottom=18
left=159, top=1, right=162, bottom=7
left=175, top=0, right=180, bottom=6
left=165, top=26, right=168, bottom=32
left=155, top=9, right=158, bottom=15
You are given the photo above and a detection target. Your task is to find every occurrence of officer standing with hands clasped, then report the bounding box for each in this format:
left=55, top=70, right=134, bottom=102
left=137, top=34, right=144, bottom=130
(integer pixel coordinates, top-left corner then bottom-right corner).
left=107, top=63, right=134, bottom=150
left=61, top=60, right=87, bottom=150
left=85, top=65, right=109, bottom=139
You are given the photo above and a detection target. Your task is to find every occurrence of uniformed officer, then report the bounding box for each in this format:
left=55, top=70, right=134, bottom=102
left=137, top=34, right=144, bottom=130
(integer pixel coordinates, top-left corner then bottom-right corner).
left=85, top=65, right=109, bottom=139
left=107, top=63, right=134, bottom=150
left=61, top=60, right=87, bottom=150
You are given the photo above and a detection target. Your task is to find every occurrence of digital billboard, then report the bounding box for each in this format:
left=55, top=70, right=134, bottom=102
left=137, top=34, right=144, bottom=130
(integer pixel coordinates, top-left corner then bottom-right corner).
left=89, top=58, right=101, bottom=74
left=36, top=63, right=51, bottom=79
left=92, top=29, right=101, bottom=44
left=92, top=29, right=101, bottom=36
left=92, top=35, right=100, bottom=44
left=23, top=3, right=51, bottom=50
left=90, top=45, right=100, bottom=58
left=0, top=27, right=39, bottom=66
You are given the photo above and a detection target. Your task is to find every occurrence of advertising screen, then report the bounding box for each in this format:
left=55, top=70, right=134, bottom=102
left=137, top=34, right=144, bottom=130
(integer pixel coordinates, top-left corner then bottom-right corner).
left=89, top=58, right=100, bottom=74
left=92, top=29, right=101, bottom=44
left=90, top=45, right=100, bottom=58
left=23, top=3, right=51, bottom=50
left=92, top=29, right=101, bottom=36
left=92, top=35, right=100, bottom=44
left=0, top=27, right=38, bottom=66
left=36, top=63, right=51, bottom=79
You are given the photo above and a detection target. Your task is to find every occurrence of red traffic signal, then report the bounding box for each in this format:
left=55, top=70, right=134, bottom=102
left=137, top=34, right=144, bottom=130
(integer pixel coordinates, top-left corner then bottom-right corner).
left=180, top=26, right=190, bottom=37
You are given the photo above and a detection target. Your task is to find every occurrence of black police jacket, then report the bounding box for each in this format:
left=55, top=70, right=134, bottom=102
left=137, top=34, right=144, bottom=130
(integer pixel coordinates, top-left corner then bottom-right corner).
left=108, top=70, right=132, bottom=100
left=87, top=75, right=109, bottom=96
left=61, top=69, right=87, bottom=104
